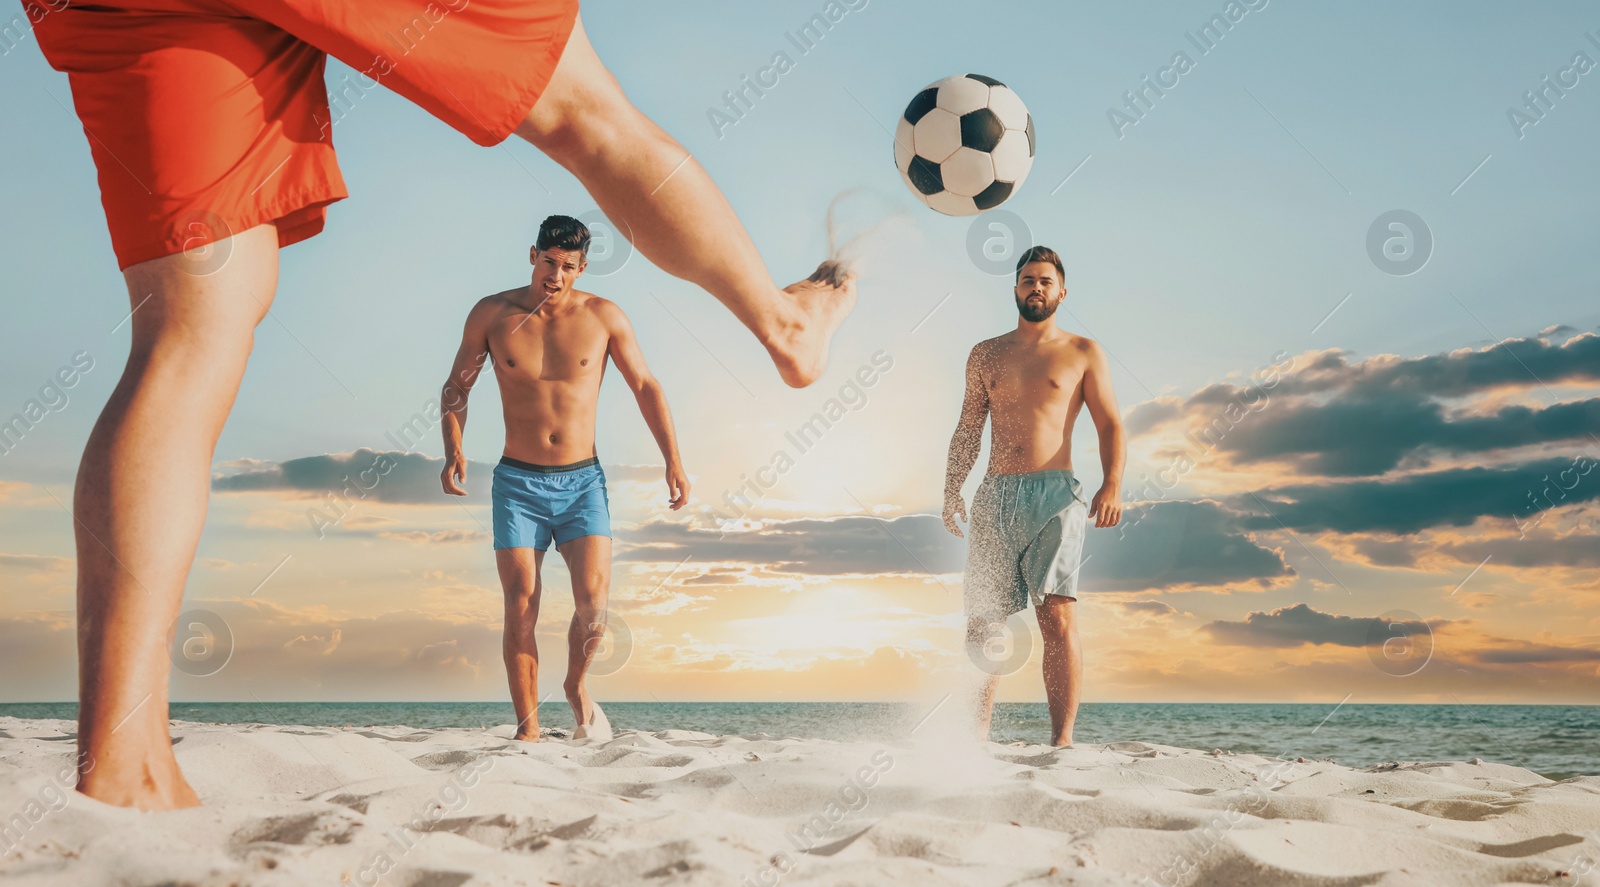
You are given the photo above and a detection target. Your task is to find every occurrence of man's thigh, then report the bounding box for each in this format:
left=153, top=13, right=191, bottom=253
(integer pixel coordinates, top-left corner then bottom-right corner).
left=555, top=535, right=611, bottom=608
left=495, top=547, right=545, bottom=596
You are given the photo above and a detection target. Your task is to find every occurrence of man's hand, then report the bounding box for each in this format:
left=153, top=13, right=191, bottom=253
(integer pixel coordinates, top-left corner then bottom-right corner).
left=441, top=453, right=468, bottom=496
left=943, top=493, right=967, bottom=537
left=1090, top=484, right=1122, bottom=528
left=665, top=464, right=690, bottom=511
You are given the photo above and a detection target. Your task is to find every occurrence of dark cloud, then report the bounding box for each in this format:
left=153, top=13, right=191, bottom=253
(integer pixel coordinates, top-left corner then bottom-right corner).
left=1276, top=333, right=1600, bottom=401
left=213, top=450, right=489, bottom=503
left=1120, top=600, right=1176, bottom=616
left=1218, top=395, right=1600, bottom=476
left=615, top=501, right=1293, bottom=591
left=1234, top=456, right=1600, bottom=535
left=1201, top=603, right=1443, bottom=648
left=1124, top=399, right=1181, bottom=436
left=1343, top=536, right=1425, bottom=568
left=1434, top=532, right=1600, bottom=569
left=1082, top=500, right=1293, bottom=592
left=212, top=452, right=666, bottom=505
left=1131, top=334, right=1600, bottom=477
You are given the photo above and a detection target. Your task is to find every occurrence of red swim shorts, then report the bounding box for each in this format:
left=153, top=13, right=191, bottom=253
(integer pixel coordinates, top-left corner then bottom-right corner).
left=26, top=0, right=580, bottom=271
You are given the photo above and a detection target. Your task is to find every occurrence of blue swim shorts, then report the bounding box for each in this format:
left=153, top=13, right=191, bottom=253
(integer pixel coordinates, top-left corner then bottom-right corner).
left=963, top=469, right=1091, bottom=619
left=491, top=455, right=611, bottom=551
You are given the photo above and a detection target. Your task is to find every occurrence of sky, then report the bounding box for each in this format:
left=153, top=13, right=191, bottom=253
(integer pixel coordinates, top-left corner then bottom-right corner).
left=0, top=0, right=1597, bottom=706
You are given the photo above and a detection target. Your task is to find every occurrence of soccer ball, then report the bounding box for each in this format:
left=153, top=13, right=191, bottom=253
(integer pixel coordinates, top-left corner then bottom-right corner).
left=895, top=74, right=1035, bottom=216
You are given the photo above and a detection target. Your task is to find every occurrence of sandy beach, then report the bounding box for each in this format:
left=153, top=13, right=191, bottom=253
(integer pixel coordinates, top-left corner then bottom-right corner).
left=1, top=715, right=1597, bottom=886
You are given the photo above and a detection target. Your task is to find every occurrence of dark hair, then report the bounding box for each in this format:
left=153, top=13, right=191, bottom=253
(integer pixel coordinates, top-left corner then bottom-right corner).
left=535, top=214, right=591, bottom=258
left=1014, top=245, right=1065, bottom=283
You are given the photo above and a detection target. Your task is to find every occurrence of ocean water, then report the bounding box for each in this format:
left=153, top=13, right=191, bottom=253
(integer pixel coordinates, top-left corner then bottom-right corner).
left=3, top=701, right=1595, bottom=780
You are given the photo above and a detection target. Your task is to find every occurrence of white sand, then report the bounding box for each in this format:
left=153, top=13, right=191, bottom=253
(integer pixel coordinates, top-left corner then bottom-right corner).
left=1, top=716, right=1597, bottom=886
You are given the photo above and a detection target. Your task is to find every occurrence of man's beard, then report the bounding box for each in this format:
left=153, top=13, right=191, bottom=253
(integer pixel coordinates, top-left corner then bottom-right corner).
left=1016, top=294, right=1058, bottom=322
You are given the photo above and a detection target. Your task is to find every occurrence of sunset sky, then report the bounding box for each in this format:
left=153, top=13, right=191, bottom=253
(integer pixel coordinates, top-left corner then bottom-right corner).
left=1, top=0, right=1596, bottom=706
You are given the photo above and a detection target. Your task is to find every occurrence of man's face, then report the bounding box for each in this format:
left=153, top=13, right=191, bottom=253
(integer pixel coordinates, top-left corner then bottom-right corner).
left=1014, top=260, right=1064, bottom=322
left=530, top=246, right=586, bottom=298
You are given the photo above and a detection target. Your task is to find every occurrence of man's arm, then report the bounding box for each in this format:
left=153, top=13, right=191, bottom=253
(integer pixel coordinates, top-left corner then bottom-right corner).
left=943, top=344, right=990, bottom=537
left=601, top=301, right=689, bottom=510
left=439, top=301, right=493, bottom=496
left=1081, top=341, right=1125, bottom=528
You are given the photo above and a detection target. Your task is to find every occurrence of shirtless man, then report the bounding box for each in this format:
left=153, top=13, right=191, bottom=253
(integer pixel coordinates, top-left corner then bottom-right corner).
left=942, top=246, right=1126, bottom=747
left=439, top=215, right=687, bottom=742
left=31, top=0, right=851, bottom=808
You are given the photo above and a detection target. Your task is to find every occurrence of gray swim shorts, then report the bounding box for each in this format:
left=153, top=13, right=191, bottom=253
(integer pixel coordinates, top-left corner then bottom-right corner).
left=963, top=469, right=1091, bottom=620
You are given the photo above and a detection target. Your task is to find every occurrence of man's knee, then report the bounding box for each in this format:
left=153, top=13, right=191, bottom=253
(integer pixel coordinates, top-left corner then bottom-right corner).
left=1038, top=597, right=1077, bottom=634
left=501, top=572, right=541, bottom=611
left=516, top=14, right=633, bottom=152
left=573, top=601, right=607, bottom=629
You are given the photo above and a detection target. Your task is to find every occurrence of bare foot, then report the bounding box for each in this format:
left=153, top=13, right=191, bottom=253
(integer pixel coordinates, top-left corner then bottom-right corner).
left=513, top=731, right=541, bottom=743
left=768, top=261, right=858, bottom=388
left=76, top=741, right=201, bottom=810
left=574, top=701, right=612, bottom=742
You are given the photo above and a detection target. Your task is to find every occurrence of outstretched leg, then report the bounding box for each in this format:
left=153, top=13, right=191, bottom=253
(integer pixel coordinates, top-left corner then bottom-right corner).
left=75, top=224, right=281, bottom=810
left=1038, top=596, right=1082, bottom=747
left=497, top=547, right=545, bottom=740
left=516, top=14, right=856, bottom=388
left=555, top=535, right=611, bottom=727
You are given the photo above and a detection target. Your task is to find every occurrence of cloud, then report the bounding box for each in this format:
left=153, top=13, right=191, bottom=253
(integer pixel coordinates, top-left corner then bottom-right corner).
left=682, top=572, right=744, bottom=585
left=1129, top=334, right=1600, bottom=477
left=616, top=514, right=966, bottom=576
left=0, top=553, right=70, bottom=572
left=1201, top=603, right=1444, bottom=648
left=212, top=449, right=494, bottom=503
left=1234, top=456, right=1600, bottom=535
left=1083, top=500, right=1293, bottom=592
left=611, top=501, right=1295, bottom=592
left=1120, top=600, right=1177, bottom=616
left=1472, top=642, right=1600, bottom=664
left=378, top=530, right=490, bottom=545
left=604, top=464, right=670, bottom=483
left=1214, top=395, right=1599, bottom=477
left=1271, top=334, right=1600, bottom=402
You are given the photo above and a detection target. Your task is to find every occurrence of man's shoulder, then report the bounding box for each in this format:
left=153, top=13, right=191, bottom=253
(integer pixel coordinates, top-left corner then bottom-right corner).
left=1050, top=330, right=1101, bottom=358
left=576, top=291, right=629, bottom=324
left=970, top=333, right=1009, bottom=354
left=469, top=287, right=521, bottom=316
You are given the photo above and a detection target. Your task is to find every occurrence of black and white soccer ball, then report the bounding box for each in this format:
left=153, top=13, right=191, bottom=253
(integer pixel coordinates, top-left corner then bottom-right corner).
left=895, top=74, right=1035, bottom=216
